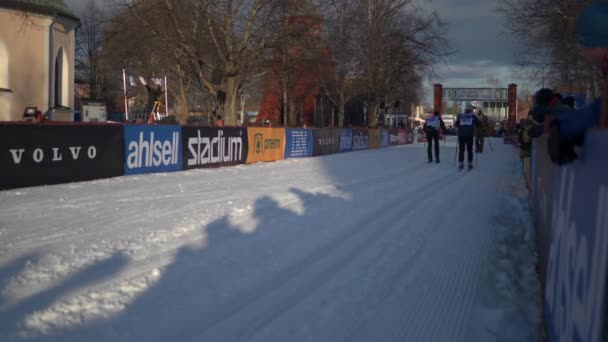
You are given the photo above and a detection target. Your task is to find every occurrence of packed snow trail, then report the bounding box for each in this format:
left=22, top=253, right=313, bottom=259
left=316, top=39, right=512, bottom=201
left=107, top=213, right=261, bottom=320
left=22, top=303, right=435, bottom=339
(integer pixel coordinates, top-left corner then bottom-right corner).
left=0, top=138, right=540, bottom=341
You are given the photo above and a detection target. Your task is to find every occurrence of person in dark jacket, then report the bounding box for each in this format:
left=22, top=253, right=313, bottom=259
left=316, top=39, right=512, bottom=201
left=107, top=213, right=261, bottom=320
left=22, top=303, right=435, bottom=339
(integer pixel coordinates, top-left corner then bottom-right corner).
left=475, top=110, right=489, bottom=153
left=528, top=88, right=601, bottom=164
left=455, top=105, right=480, bottom=170
left=423, top=111, right=447, bottom=163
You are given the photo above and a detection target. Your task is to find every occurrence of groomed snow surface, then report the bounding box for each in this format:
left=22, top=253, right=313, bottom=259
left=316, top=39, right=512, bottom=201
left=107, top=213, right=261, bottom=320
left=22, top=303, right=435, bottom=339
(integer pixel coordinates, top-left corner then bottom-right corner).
left=0, top=137, right=541, bottom=341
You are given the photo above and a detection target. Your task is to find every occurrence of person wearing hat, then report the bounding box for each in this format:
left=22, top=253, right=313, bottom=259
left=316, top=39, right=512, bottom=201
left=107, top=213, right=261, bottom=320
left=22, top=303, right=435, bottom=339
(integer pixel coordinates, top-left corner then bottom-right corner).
left=423, top=111, right=447, bottom=163
left=455, top=104, right=480, bottom=170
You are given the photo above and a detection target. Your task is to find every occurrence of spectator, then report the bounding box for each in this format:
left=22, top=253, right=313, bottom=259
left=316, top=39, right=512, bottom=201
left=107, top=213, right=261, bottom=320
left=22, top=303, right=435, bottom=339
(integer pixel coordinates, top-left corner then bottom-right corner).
left=528, top=88, right=602, bottom=165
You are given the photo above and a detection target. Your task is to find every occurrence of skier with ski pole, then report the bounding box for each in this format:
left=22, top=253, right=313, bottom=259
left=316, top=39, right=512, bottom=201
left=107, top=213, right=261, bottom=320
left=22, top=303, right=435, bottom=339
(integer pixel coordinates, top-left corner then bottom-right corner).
left=455, top=104, right=481, bottom=171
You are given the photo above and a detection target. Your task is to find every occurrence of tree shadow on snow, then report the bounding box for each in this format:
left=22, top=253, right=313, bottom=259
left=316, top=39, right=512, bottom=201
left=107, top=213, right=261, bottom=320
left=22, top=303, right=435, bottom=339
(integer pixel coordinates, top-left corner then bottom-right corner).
left=26, top=188, right=350, bottom=342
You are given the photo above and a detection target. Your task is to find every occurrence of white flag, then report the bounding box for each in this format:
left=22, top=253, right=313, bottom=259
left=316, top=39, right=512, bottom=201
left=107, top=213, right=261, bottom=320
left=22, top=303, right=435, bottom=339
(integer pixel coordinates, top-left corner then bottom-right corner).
left=138, top=76, right=148, bottom=86
left=129, top=76, right=136, bottom=87
left=151, top=78, right=163, bottom=86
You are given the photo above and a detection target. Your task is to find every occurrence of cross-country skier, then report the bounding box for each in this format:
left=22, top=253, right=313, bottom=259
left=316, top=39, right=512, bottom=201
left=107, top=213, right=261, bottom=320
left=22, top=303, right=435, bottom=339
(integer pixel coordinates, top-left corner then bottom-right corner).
left=423, top=111, right=447, bottom=163
left=455, top=105, right=480, bottom=171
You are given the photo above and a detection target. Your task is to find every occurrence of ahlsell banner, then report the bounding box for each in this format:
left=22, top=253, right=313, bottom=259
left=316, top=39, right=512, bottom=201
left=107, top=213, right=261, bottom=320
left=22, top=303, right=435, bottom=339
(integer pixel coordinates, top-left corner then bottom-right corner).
left=352, top=129, right=369, bottom=150
left=182, top=126, right=248, bottom=170
left=544, top=131, right=608, bottom=342
left=124, top=125, right=182, bottom=175
left=312, top=128, right=341, bottom=156
left=340, top=128, right=353, bottom=153
left=246, top=127, right=286, bottom=164
left=0, top=123, right=124, bottom=189
left=368, top=129, right=381, bottom=149
left=390, top=129, right=399, bottom=146
left=285, top=128, right=313, bottom=158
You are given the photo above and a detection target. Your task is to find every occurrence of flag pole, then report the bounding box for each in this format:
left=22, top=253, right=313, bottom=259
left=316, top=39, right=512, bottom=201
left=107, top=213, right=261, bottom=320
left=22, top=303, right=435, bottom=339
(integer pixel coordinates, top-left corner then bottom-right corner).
left=122, top=68, right=129, bottom=121
left=164, top=76, right=169, bottom=118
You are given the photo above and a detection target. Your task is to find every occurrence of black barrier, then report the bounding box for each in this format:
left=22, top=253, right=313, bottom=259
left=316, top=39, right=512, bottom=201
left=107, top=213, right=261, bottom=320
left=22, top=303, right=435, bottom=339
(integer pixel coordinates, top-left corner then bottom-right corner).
left=352, top=129, right=369, bottom=150
left=182, top=126, right=248, bottom=170
left=0, top=124, right=124, bottom=190
left=312, top=128, right=341, bottom=156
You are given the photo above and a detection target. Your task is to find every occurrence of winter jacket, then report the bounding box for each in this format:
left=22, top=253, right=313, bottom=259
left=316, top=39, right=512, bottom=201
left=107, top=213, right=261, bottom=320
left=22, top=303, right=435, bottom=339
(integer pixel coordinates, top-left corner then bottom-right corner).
left=455, top=111, right=479, bottom=137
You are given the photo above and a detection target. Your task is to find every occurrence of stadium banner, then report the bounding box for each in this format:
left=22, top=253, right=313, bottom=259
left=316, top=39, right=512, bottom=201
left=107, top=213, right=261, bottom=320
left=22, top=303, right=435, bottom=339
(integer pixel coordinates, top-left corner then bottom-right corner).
left=246, top=127, right=286, bottom=164
left=182, top=126, right=248, bottom=170
left=544, top=130, right=608, bottom=342
left=340, top=128, right=353, bottom=153
left=368, top=128, right=381, bottom=149
left=312, top=128, right=341, bottom=156
left=124, top=124, right=182, bottom=175
left=285, top=128, right=313, bottom=159
left=352, top=129, right=369, bottom=151
left=381, top=129, right=390, bottom=147
left=0, top=123, right=124, bottom=190
left=390, top=129, right=399, bottom=146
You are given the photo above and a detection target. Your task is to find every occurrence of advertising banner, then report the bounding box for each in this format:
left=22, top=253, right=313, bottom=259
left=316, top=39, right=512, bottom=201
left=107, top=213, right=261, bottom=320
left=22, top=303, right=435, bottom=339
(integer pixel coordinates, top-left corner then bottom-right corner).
left=398, top=129, right=407, bottom=145
left=124, top=125, right=182, bottom=175
left=340, top=128, right=353, bottom=153
left=381, top=129, right=390, bottom=147
left=285, top=128, right=313, bottom=158
left=246, top=127, right=286, bottom=164
left=182, top=126, right=248, bottom=170
left=368, top=128, right=381, bottom=149
left=312, top=128, right=341, bottom=156
left=544, top=130, right=608, bottom=342
left=406, top=129, right=415, bottom=144
left=390, top=129, right=399, bottom=146
left=0, top=124, right=124, bottom=189
left=352, top=129, right=369, bottom=151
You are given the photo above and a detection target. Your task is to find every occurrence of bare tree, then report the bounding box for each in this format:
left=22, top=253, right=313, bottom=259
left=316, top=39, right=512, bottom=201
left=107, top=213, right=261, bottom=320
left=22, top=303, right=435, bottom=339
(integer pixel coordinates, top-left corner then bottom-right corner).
left=76, top=0, right=105, bottom=99
left=108, top=0, right=278, bottom=125
left=499, top=0, right=603, bottom=96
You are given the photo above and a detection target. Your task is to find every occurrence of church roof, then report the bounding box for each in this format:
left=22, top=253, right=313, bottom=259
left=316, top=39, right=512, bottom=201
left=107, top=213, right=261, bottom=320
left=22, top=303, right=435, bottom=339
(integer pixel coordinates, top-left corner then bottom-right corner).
left=1, top=0, right=79, bottom=21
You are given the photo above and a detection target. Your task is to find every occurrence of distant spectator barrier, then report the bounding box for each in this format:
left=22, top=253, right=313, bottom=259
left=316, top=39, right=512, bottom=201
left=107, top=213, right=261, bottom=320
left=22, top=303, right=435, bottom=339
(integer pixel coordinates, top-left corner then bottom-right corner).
left=390, top=129, right=399, bottom=146
left=312, top=128, right=341, bottom=156
left=0, top=123, right=124, bottom=190
left=340, top=128, right=353, bottom=153
left=368, top=128, right=381, bottom=149
left=381, top=129, right=390, bottom=147
left=246, top=127, right=286, bottom=164
left=182, top=126, right=248, bottom=170
left=353, top=129, right=369, bottom=150
left=124, top=124, right=182, bottom=175
left=398, top=129, right=407, bottom=145
left=285, top=128, right=313, bottom=158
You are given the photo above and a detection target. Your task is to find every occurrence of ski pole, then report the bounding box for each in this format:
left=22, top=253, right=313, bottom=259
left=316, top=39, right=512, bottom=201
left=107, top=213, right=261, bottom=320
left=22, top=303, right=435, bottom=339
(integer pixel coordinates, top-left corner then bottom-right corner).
left=487, top=136, right=494, bottom=151
left=453, top=138, right=459, bottom=167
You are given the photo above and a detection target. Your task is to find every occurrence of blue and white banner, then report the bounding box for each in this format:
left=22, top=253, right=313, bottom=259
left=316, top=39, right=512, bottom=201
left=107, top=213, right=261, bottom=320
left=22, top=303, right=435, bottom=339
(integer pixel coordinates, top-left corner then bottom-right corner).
left=340, top=128, right=353, bottom=153
left=285, top=128, right=313, bottom=158
left=124, top=125, right=182, bottom=175
left=544, top=131, right=608, bottom=342
left=381, top=129, right=390, bottom=147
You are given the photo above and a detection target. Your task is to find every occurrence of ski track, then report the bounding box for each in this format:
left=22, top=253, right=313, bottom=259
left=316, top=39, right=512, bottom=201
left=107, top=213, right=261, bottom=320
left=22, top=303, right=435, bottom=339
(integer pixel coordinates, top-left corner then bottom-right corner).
left=0, top=138, right=538, bottom=341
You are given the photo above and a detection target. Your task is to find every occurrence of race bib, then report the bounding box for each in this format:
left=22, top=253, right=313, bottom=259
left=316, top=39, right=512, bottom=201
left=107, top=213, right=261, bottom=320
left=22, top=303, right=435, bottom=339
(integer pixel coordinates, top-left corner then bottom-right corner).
left=460, top=116, right=473, bottom=126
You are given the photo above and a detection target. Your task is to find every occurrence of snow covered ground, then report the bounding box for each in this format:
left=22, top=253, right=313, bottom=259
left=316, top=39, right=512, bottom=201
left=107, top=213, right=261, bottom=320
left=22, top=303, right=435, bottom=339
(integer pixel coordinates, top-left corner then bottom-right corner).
left=0, top=137, right=541, bottom=341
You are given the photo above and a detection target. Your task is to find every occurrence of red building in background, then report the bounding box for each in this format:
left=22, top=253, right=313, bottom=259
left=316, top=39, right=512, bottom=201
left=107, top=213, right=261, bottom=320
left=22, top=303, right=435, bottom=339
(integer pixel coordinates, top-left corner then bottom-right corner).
left=257, top=16, right=335, bottom=126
